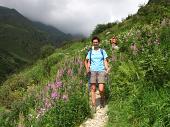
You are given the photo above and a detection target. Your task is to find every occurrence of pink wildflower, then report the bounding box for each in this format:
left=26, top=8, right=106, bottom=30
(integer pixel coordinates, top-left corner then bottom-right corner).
left=55, top=81, right=63, bottom=88
left=62, top=95, right=68, bottom=101
left=67, top=68, right=73, bottom=76
left=51, top=91, right=58, bottom=100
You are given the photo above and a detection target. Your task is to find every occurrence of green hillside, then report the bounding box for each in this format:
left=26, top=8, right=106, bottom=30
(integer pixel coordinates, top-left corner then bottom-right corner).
left=32, top=21, right=73, bottom=45
left=0, top=6, right=74, bottom=83
left=0, top=6, right=74, bottom=58
left=0, top=0, right=170, bottom=126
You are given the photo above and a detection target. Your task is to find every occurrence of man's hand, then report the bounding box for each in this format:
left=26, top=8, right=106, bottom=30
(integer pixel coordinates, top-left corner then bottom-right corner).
left=86, top=69, right=90, bottom=77
left=86, top=68, right=90, bottom=74
left=105, top=67, right=111, bottom=74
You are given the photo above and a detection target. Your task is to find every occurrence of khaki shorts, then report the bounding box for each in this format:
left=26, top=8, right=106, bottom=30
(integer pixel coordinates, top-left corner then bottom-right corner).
left=90, top=71, right=106, bottom=84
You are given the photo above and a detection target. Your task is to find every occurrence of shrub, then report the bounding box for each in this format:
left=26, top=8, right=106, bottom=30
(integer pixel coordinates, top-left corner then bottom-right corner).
left=40, top=44, right=55, bottom=58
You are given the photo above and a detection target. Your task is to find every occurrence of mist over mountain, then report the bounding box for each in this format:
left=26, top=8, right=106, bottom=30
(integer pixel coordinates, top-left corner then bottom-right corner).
left=0, top=6, right=75, bottom=83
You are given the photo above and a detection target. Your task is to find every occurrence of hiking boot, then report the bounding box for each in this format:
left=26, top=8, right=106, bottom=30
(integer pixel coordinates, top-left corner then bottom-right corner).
left=100, top=97, right=105, bottom=108
left=100, top=104, right=104, bottom=108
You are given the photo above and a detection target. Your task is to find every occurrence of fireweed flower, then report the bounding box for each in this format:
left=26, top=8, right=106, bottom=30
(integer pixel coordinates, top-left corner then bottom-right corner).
left=43, top=85, right=49, bottom=94
left=78, top=62, right=83, bottom=75
left=56, top=70, right=61, bottom=80
left=56, top=69, right=64, bottom=80
left=48, top=83, right=54, bottom=88
left=51, top=91, right=58, bottom=100
left=67, top=68, right=71, bottom=76
left=60, top=69, right=65, bottom=76
left=45, top=99, right=52, bottom=109
left=62, top=95, right=68, bottom=101
left=50, top=83, right=56, bottom=90
left=67, top=68, right=73, bottom=76
left=55, top=81, right=63, bottom=88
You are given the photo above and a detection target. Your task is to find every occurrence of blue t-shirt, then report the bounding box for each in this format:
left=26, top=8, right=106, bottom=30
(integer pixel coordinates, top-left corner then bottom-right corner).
left=87, top=48, right=108, bottom=72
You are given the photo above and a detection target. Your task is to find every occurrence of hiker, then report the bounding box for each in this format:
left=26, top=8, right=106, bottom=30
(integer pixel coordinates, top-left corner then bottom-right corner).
left=130, top=43, right=138, bottom=55
left=109, top=36, right=119, bottom=61
left=110, top=36, right=119, bottom=50
left=84, top=36, right=109, bottom=111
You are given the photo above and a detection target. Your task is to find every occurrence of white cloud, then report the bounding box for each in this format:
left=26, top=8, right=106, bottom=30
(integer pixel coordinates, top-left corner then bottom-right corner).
left=0, top=0, right=149, bottom=36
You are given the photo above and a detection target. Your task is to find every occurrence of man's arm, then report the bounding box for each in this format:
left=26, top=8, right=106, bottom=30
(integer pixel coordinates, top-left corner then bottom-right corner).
left=84, top=57, right=90, bottom=74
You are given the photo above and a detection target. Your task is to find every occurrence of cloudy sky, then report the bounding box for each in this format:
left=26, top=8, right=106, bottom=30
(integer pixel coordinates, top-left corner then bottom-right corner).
left=0, top=0, right=149, bottom=36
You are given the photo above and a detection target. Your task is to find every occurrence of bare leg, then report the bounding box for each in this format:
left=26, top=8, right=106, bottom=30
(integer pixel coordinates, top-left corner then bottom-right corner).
left=91, top=83, right=96, bottom=106
left=99, top=83, right=105, bottom=107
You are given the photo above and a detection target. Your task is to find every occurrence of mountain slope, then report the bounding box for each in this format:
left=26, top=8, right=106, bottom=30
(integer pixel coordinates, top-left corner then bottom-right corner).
left=0, top=6, right=73, bottom=58
left=0, top=6, right=74, bottom=83
left=32, top=21, right=73, bottom=46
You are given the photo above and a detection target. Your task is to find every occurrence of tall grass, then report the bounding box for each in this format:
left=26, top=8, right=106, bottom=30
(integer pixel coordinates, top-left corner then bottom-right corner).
left=0, top=41, right=91, bottom=126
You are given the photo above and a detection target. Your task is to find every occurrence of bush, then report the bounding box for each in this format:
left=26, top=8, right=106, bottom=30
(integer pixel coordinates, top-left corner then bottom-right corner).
left=92, top=22, right=117, bottom=36
left=40, top=44, right=55, bottom=58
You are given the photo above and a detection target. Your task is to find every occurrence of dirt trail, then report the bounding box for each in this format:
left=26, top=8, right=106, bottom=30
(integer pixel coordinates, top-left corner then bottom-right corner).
left=80, top=90, right=108, bottom=127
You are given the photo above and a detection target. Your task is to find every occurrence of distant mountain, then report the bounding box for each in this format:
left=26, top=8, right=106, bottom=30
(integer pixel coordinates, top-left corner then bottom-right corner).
left=32, top=21, right=73, bottom=45
left=0, top=6, right=73, bottom=83
left=0, top=6, right=73, bottom=58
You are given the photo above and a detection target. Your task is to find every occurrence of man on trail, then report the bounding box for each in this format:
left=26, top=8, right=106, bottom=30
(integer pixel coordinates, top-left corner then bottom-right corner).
left=109, top=36, right=119, bottom=61
left=110, top=36, right=119, bottom=50
left=84, top=36, right=109, bottom=112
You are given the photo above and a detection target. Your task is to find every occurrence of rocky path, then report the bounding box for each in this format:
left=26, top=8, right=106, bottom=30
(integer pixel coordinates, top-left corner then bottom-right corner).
left=80, top=91, right=108, bottom=127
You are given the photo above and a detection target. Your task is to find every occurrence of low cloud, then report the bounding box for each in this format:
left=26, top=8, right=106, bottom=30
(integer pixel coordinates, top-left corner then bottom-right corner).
left=0, top=0, right=148, bottom=36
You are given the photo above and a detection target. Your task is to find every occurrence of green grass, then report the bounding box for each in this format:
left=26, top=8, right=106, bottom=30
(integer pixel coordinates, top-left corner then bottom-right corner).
left=0, top=1, right=170, bottom=127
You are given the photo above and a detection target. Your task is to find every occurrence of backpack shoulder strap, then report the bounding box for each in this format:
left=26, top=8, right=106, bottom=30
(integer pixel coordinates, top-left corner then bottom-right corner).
left=90, top=48, right=92, bottom=64
left=100, top=49, right=104, bottom=61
